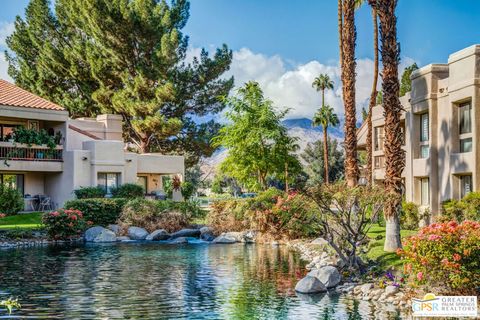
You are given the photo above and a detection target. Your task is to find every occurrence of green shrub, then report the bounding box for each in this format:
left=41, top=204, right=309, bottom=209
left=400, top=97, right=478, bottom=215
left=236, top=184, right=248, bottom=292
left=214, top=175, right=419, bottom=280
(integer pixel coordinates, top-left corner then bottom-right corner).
left=73, top=186, right=106, bottom=199
left=0, top=185, right=24, bottom=215
left=111, top=183, right=144, bottom=198
left=401, top=201, right=420, bottom=230
left=441, top=192, right=480, bottom=222
left=63, top=198, right=127, bottom=226
left=398, top=220, right=480, bottom=293
left=42, top=208, right=87, bottom=240
left=119, top=198, right=190, bottom=233
left=181, top=181, right=195, bottom=200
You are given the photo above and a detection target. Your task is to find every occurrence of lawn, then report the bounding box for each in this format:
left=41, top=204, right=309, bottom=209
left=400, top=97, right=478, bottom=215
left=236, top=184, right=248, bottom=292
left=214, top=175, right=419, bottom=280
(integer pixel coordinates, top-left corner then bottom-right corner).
left=363, top=224, right=418, bottom=270
left=0, top=212, right=44, bottom=230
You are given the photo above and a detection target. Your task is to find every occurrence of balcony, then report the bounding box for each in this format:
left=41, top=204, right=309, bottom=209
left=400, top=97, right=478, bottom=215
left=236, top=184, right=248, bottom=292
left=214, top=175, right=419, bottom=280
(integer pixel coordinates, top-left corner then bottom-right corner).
left=0, top=142, right=63, bottom=172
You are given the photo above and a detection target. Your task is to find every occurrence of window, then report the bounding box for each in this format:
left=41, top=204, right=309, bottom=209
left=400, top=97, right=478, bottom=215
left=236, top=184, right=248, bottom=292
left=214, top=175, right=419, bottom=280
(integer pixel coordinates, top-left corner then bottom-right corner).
left=374, top=126, right=384, bottom=151
left=97, top=173, right=120, bottom=195
left=0, top=174, right=24, bottom=196
left=459, top=102, right=472, bottom=134
left=374, top=156, right=385, bottom=169
left=420, top=178, right=429, bottom=206
left=420, top=113, right=429, bottom=142
left=137, top=176, right=147, bottom=193
left=0, top=124, right=19, bottom=141
left=460, top=138, right=473, bottom=153
left=460, top=175, right=472, bottom=198
left=420, top=145, right=429, bottom=158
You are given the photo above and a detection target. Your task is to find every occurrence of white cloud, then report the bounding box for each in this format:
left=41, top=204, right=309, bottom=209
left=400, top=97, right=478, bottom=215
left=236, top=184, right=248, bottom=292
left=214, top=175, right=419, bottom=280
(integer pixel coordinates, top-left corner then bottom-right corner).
left=0, top=54, right=12, bottom=82
left=0, top=22, right=14, bottom=47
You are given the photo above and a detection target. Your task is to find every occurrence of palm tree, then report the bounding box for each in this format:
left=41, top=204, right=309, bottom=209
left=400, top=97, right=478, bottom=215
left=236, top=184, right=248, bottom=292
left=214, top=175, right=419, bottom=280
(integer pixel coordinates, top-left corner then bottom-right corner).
left=312, top=74, right=334, bottom=107
left=339, top=0, right=359, bottom=187
left=355, top=0, right=379, bottom=186
left=369, top=0, right=405, bottom=251
left=312, top=105, right=340, bottom=184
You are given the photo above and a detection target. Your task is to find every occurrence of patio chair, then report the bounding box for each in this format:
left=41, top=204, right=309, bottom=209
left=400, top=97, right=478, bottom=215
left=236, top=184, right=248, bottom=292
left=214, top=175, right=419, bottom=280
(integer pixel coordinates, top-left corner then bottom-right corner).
left=38, top=196, right=53, bottom=211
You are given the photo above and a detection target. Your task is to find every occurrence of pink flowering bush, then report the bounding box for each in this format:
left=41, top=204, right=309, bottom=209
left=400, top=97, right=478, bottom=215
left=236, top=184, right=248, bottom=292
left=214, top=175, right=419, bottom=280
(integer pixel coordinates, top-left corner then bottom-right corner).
left=0, top=213, right=6, bottom=219
left=42, top=209, right=88, bottom=240
left=397, top=220, right=480, bottom=292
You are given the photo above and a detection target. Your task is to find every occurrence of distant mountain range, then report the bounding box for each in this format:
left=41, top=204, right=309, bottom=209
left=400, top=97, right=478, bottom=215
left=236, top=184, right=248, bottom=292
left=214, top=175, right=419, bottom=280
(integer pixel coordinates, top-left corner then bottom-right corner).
left=200, top=118, right=345, bottom=180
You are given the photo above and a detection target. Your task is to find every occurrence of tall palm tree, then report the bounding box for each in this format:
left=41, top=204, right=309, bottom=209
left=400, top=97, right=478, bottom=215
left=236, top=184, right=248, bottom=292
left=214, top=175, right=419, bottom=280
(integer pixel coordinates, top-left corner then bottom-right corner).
left=369, top=0, right=405, bottom=251
left=313, top=105, right=340, bottom=184
left=355, top=0, right=379, bottom=186
left=312, top=74, right=334, bottom=107
left=339, top=0, right=359, bottom=187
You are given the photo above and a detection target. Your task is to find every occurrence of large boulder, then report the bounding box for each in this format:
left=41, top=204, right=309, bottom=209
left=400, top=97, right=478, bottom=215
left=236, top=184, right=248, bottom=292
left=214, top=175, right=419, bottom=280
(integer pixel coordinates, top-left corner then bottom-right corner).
left=107, top=224, right=120, bottom=235
left=244, top=230, right=256, bottom=243
left=146, top=229, right=170, bottom=241
left=199, top=227, right=215, bottom=241
left=117, top=236, right=131, bottom=242
left=295, top=276, right=327, bottom=294
left=212, top=233, right=238, bottom=244
left=170, top=228, right=201, bottom=239
left=307, top=266, right=342, bottom=288
left=84, top=226, right=117, bottom=243
left=171, top=237, right=188, bottom=244
left=128, top=227, right=149, bottom=240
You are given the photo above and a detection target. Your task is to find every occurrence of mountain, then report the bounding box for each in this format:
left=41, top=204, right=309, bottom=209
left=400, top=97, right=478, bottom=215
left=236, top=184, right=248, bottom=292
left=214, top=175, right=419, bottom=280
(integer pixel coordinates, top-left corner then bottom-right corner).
left=200, top=118, right=345, bottom=179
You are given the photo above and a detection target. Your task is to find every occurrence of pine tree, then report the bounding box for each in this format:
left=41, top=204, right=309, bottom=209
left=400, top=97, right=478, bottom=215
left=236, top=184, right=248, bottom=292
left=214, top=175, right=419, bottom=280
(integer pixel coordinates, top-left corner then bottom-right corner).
left=6, top=0, right=233, bottom=165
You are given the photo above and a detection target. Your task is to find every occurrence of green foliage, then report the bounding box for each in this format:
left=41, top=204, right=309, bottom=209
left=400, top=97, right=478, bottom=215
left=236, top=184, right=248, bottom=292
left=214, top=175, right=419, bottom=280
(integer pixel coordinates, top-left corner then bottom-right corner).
left=180, top=181, right=195, bottom=200
left=211, top=176, right=224, bottom=194
left=42, top=208, right=87, bottom=240
left=312, top=104, right=339, bottom=132
left=63, top=198, right=127, bottom=226
left=3, top=228, right=34, bottom=240
left=207, top=188, right=317, bottom=239
left=301, top=139, right=344, bottom=185
left=398, top=221, right=480, bottom=292
left=73, top=186, right=106, bottom=199
left=0, top=298, right=21, bottom=315
left=0, top=185, right=24, bottom=215
left=111, top=183, right=144, bottom=199
left=400, top=201, right=420, bottom=230
left=212, top=81, right=301, bottom=191
left=119, top=198, right=199, bottom=233
left=399, top=63, right=419, bottom=96
left=12, top=127, right=57, bottom=149
left=441, top=192, right=480, bottom=222
left=7, top=0, right=233, bottom=165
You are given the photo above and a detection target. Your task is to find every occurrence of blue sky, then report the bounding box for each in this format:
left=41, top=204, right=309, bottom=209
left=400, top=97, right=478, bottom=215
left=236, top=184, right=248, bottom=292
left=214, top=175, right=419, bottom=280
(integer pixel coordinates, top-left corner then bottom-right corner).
left=1, top=0, right=480, bottom=119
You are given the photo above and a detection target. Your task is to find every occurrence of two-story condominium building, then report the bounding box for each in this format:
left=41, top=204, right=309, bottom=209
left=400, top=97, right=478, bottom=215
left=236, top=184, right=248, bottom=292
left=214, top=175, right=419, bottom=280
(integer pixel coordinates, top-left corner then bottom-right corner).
left=358, top=45, right=480, bottom=218
left=0, top=79, right=184, bottom=210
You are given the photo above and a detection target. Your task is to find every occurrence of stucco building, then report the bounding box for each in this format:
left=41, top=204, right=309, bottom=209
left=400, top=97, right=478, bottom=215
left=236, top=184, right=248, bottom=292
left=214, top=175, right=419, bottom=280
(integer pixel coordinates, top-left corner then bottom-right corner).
left=358, top=45, right=480, bottom=217
left=0, top=80, right=184, bottom=210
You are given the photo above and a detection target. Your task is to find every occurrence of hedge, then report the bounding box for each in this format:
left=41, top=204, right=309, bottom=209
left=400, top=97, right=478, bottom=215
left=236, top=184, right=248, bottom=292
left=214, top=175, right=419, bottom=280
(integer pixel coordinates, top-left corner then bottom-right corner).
left=63, top=198, right=128, bottom=226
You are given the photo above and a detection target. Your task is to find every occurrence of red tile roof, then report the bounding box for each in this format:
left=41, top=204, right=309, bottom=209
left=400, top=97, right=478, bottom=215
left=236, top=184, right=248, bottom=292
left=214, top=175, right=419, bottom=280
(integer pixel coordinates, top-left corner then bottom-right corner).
left=0, top=79, right=65, bottom=111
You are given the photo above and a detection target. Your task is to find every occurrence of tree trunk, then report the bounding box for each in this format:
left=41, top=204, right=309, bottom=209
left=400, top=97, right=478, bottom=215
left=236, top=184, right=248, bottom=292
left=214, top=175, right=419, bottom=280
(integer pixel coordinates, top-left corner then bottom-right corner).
left=285, top=162, right=289, bottom=192
left=140, top=139, right=150, bottom=153
left=341, top=0, right=359, bottom=188
left=322, top=88, right=325, bottom=107
left=366, top=7, right=379, bottom=186
left=371, top=0, right=405, bottom=251
left=323, top=127, right=329, bottom=184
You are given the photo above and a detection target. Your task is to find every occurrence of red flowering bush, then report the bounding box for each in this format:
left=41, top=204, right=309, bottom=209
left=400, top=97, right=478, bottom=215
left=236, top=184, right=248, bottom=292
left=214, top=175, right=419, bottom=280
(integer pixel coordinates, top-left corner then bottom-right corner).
left=42, top=209, right=88, bottom=240
left=398, top=220, right=480, bottom=291
left=0, top=213, right=6, bottom=219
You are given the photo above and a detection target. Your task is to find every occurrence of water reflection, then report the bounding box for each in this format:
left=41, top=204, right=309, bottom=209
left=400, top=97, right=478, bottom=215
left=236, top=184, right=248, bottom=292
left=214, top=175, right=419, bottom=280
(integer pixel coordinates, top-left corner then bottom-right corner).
left=0, top=243, right=405, bottom=319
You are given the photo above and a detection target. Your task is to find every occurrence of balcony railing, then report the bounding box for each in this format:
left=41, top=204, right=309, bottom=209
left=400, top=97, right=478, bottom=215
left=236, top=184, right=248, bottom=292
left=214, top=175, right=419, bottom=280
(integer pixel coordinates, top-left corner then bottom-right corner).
left=0, top=142, right=63, bottom=162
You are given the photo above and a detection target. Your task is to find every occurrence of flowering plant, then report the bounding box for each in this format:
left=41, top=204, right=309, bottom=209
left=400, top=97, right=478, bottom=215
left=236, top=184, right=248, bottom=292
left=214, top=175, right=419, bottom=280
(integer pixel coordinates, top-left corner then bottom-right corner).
left=0, top=213, right=6, bottom=219
left=42, top=208, right=87, bottom=240
left=378, top=271, right=406, bottom=288
left=397, top=220, right=480, bottom=291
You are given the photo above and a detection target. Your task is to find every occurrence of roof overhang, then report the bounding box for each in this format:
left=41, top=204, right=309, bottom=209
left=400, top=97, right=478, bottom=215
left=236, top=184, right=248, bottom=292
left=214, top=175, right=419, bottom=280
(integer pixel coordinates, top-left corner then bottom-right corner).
left=0, top=104, right=69, bottom=122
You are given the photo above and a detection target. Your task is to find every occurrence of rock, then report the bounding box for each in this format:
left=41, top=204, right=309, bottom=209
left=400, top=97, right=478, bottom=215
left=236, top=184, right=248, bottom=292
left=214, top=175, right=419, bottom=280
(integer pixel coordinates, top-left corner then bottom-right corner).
left=271, top=241, right=279, bottom=246
left=307, top=266, right=342, bottom=288
left=84, top=226, right=117, bottom=243
left=311, top=237, right=329, bottom=246
left=384, top=285, right=400, bottom=297
left=244, top=230, right=256, bottom=243
left=199, top=227, right=215, bottom=241
left=212, top=233, right=237, bottom=244
left=117, top=236, right=131, bottom=241
left=170, top=228, right=201, bottom=239
left=128, top=227, right=149, bottom=240
left=146, top=229, right=170, bottom=241
left=360, top=283, right=374, bottom=295
left=107, top=224, right=120, bottom=235
left=295, top=276, right=327, bottom=294
left=171, top=237, right=188, bottom=244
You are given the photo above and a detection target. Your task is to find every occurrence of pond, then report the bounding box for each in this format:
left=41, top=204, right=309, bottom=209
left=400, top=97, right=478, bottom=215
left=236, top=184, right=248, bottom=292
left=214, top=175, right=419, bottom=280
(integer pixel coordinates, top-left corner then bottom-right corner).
left=0, top=242, right=404, bottom=319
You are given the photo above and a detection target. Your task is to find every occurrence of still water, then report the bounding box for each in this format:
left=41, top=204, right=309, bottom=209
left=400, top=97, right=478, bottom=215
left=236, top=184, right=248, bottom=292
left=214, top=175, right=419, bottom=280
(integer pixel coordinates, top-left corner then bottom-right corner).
left=0, top=242, right=404, bottom=319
